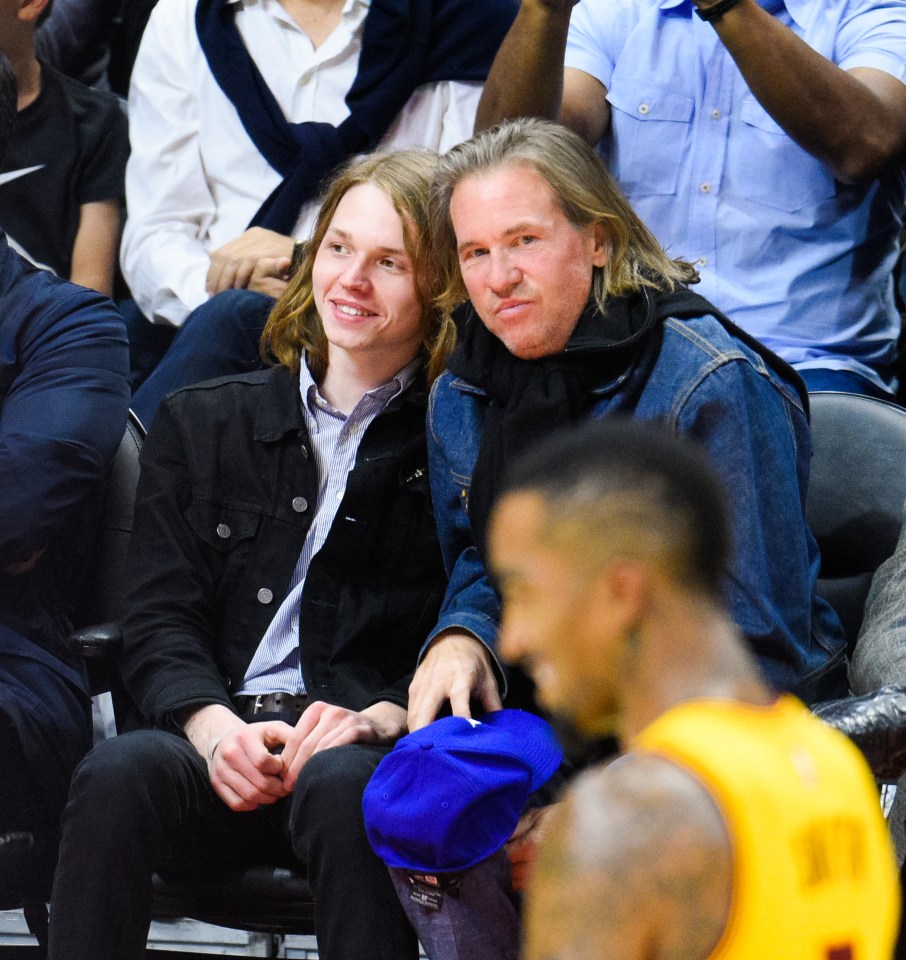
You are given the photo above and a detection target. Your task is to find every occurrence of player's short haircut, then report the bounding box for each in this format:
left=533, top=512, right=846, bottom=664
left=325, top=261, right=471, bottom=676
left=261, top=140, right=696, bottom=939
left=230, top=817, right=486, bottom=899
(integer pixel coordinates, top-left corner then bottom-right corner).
left=0, top=54, right=15, bottom=164
left=499, top=418, right=733, bottom=600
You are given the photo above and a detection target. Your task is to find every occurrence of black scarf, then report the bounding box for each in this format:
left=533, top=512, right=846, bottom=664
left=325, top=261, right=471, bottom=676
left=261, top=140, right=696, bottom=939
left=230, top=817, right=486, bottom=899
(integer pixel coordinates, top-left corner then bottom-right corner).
left=447, top=285, right=807, bottom=558
left=195, top=0, right=517, bottom=234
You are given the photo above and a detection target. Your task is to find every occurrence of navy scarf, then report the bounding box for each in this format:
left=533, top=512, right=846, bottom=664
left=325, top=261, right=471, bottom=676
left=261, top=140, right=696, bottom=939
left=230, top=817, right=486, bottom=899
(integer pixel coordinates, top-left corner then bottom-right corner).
left=447, top=286, right=808, bottom=559
left=195, top=0, right=518, bottom=234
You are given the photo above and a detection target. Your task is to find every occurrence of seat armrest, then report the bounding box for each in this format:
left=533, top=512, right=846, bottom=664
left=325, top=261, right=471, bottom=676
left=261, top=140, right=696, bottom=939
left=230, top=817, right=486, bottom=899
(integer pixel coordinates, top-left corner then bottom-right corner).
left=70, top=622, right=123, bottom=661
left=814, top=685, right=906, bottom=783
left=0, top=831, right=53, bottom=905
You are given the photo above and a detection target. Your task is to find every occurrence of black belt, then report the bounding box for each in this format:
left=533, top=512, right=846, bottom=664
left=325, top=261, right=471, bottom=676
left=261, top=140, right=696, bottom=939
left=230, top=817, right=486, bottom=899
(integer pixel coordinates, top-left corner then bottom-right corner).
left=233, top=692, right=309, bottom=721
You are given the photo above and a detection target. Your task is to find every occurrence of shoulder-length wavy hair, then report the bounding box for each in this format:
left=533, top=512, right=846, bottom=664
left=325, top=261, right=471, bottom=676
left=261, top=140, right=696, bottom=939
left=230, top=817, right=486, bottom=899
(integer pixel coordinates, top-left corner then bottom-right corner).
left=262, top=149, right=454, bottom=384
left=429, top=117, right=698, bottom=316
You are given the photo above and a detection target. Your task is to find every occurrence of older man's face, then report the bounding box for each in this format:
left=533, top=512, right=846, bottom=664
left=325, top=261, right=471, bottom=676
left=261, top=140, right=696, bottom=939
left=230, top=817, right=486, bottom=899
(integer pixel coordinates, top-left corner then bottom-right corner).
left=449, top=163, right=608, bottom=360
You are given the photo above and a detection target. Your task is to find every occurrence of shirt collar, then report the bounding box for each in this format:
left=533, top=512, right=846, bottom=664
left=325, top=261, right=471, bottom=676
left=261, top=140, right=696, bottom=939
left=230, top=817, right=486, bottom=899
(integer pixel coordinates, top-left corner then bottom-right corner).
left=232, top=0, right=367, bottom=22
left=298, top=352, right=421, bottom=419
left=344, top=0, right=368, bottom=18
left=233, top=0, right=368, bottom=17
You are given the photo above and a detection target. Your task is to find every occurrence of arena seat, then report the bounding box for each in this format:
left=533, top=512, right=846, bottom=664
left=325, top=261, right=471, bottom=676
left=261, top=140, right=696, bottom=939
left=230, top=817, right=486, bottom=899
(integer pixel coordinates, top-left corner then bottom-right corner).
left=0, top=412, right=145, bottom=955
left=806, top=390, right=906, bottom=652
left=69, top=411, right=318, bottom=944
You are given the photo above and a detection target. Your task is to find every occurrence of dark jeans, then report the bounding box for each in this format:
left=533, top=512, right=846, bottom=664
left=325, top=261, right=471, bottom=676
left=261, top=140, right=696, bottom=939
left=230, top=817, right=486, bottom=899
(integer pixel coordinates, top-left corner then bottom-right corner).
left=390, top=851, right=521, bottom=960
left=125, top=291, right=275, bottom=431
left=798, top=366, right=896, bottom=401
left=47, top=731, right=418, bottom=960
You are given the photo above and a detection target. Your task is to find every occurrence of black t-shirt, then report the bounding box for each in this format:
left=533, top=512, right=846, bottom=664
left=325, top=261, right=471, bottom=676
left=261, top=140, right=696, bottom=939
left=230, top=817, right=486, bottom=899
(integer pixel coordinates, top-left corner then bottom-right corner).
left=0, top=64, right=128, bottom=278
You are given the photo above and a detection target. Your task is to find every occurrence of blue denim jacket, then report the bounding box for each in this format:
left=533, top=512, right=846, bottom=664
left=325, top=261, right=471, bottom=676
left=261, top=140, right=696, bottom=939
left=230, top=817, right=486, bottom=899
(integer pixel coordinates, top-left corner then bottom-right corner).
left=426, top=312, right=847, bottom=704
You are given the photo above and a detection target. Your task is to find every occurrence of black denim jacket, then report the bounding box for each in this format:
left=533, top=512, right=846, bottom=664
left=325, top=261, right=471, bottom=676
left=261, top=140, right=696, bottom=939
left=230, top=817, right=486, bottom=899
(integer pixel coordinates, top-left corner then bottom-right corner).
left=120, top=365, right=445, bottom=727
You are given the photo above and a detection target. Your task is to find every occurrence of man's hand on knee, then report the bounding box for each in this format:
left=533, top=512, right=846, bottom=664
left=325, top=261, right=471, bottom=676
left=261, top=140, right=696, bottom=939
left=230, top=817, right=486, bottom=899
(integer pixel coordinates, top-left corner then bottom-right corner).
left=407, top=631, right=503, bottom=732
left=248, top=257, right=292, bottom=299
left=206, top=227, right=295, bottom=296
left=280, top=700, right=407, bottom=792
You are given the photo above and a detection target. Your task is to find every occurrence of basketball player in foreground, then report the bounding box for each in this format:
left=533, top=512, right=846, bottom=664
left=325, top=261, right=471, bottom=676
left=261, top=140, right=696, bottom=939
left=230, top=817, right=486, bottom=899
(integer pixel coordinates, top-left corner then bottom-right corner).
left=488, top=419, right=900, bottom=960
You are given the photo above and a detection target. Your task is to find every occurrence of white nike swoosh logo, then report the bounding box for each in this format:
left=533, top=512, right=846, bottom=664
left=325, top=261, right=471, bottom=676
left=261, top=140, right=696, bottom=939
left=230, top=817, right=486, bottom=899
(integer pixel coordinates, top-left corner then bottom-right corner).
left=0, top=164, right=44, bottom=186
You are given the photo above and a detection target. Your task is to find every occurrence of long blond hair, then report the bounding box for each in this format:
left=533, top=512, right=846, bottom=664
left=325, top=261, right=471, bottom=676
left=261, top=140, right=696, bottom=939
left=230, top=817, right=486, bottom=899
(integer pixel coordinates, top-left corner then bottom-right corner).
left=429, top=118, right=698, bottom=316
left=262, top=149, right=455, bottom=384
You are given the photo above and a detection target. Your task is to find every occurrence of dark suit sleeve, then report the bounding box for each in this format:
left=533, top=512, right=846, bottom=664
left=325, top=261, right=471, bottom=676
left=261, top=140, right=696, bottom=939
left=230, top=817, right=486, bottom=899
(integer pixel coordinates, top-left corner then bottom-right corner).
left=0, top=282, right=129, bottom=565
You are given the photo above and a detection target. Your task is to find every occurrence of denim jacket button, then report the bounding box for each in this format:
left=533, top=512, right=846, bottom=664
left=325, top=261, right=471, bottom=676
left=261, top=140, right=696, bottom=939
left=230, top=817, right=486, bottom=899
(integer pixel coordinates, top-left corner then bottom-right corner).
left=292, top=496, right=308, bottom=513
left=257, top=588, right=274, bottom=604
left=216, top=523, right=231, bottom=539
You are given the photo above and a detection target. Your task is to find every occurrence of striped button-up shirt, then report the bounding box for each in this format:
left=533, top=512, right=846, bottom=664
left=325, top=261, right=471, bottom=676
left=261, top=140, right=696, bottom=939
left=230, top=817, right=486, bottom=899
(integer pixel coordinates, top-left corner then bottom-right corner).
left=237, top=355, right=420, bottom=696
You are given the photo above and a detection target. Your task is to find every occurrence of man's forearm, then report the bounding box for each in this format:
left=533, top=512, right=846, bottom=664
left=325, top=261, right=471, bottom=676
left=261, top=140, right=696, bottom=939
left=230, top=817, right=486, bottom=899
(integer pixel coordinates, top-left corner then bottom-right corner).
left=181, top=703, right=247, bottom=763
left=705, top=0, right=906, bottom=182
left=360, top=702, right=408, bottom=742
left=475, top=0, right=573, bottom=132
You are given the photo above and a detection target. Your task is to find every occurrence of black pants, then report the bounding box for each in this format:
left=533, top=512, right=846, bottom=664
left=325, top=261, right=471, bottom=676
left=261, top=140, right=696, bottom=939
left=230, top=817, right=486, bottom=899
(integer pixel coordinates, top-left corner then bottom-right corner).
left=47, top=730, right=418, bottom=960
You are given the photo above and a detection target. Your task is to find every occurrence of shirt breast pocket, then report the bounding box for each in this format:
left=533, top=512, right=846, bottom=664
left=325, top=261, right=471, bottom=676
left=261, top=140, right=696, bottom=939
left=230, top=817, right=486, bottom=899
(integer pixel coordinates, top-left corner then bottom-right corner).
left=606, top=82, right=694, bottom=197
left=731, top=97, right=836, bottom=212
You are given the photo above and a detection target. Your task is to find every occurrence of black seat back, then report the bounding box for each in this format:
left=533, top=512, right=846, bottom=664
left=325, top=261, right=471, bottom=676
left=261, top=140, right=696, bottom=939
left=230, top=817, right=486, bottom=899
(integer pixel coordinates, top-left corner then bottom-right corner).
left=74, top=410, right=144, bottom=629
left=806, top=391, right=906, bottom=651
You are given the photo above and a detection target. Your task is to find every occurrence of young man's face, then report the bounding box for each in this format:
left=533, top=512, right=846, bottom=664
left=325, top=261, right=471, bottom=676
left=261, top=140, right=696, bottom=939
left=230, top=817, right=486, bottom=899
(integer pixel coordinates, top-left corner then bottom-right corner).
left=489, top=490, right=624, bottom=737
left=448, top=163, right=608, bottom=360
left=312, top=182, right=425, bottom=373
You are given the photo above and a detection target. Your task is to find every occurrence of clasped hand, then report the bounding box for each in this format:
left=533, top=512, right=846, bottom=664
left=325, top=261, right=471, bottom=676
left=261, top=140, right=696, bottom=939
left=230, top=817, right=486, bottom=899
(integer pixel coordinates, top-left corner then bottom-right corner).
left=199, top=700, right=405, bottom=811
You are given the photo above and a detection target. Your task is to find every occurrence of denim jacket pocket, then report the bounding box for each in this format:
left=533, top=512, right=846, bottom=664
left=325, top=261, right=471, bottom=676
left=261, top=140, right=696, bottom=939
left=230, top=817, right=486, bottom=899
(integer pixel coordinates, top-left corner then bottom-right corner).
left=606, top=81, right=694, bottom=197
left=731, top=98, right=836, bottom=213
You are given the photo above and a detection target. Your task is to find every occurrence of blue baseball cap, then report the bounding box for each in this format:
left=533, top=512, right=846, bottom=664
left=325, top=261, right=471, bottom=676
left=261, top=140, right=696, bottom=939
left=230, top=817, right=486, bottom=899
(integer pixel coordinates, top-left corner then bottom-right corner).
left=363, top=709, right=563, bottom=873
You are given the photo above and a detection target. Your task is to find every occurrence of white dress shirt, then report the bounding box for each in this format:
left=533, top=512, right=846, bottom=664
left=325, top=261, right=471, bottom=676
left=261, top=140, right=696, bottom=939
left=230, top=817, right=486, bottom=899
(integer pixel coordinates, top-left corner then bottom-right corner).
left=121, top=0, right=482, bottom=327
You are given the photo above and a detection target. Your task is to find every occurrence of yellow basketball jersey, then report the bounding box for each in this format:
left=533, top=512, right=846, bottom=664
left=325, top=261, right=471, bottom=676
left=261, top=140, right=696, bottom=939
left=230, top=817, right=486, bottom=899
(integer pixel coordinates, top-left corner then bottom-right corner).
left=634, top=695, right=900, bottom=960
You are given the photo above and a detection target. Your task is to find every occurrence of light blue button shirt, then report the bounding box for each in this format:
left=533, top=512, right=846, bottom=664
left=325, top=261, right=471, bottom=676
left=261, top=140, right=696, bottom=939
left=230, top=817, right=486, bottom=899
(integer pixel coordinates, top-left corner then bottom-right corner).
left=567, top=0, right=906, bottom=390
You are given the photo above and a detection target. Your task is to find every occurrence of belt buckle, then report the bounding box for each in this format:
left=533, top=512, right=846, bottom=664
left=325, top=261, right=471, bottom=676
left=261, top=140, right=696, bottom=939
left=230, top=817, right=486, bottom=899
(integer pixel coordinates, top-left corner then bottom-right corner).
left=252, top=694, right=266, bottom=715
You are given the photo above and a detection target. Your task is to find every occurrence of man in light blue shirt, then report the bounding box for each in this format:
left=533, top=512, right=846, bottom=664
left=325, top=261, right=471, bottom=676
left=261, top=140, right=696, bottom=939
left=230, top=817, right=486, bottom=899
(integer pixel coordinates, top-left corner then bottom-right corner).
left=475, top=0, right=906, bottom=396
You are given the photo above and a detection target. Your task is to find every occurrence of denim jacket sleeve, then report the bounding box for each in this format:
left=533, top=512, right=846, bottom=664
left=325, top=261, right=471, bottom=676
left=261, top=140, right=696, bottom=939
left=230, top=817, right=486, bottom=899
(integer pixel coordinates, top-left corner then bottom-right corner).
left=661, top=344, right=846, bottom=699
left=422, top=374, right=506, bottom=689
left=0, top=270, right=129, bottom=566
